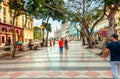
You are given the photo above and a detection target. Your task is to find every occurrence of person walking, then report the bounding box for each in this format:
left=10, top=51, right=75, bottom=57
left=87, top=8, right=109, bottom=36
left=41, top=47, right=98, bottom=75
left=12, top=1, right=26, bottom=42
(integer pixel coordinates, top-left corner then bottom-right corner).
left=101, top=34, right=120, bottom=79
left=64, top=39, right=69, bottom=54
left=58, top=38, right=64, bottom=56
left=50, top=40, right=52, bottom=46
left=53, top=39, right=55, bottom=46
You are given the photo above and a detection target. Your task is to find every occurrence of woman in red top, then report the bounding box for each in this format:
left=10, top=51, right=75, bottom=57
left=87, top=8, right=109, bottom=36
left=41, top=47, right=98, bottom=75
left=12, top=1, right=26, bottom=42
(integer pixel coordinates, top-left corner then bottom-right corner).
left=50, top=40, right=52, bottom=46
left=58, top=38, right=64, bottom=55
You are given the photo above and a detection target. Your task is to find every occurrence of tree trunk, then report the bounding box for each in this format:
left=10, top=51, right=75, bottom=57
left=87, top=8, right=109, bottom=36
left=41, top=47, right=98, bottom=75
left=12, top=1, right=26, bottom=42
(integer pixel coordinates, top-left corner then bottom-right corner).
left=79, top=23, right=93, bottom=48
left=44, top=14, right=50, bottom=47
left=82, top=24, right=93, bottom=48
left=18, top=14, right=27, bottom=42
left=107, top=10, right=116, bottom=39
left=99, top=5, right=118, bottom=55
left=45, top=31, right=49, bottom=47
left=86, top=35, right=93, bottom=48
left=12, top=16, right=16, bottom=58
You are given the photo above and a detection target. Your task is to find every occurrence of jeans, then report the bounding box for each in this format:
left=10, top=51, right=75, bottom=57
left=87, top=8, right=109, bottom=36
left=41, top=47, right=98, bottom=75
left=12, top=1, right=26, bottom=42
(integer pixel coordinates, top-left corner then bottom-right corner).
left=111, top=61, right=120, bottom=79
left=59, top=47, right=63, bottom=54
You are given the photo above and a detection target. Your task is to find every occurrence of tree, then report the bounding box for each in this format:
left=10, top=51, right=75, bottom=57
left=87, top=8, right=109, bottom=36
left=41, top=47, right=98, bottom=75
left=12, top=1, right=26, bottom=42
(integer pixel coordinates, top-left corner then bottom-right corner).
left=25, top=0, right=67, bottom=47
left=7, top=0, right=45, bottom=57
left=8, top=0, right=25, bottom=57
left=45, top=0, right=106, bottom=48
left=25, top=0, right=44, bottom=19
left=98, top=0, right=120, bottom=55
left=73, top=23, right=86, bottom=45
left=35, top=0, right=66, bottom=47
left=33, top=26, right=42, bottom=40
left=104, top=0, right=120, bottom=39
left=44, top=23, right=52, bottom=46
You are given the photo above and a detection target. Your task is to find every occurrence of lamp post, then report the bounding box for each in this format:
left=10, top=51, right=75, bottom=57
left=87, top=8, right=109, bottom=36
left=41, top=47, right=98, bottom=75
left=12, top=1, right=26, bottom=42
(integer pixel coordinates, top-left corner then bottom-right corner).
left=40, top=25, right=45, bottom=46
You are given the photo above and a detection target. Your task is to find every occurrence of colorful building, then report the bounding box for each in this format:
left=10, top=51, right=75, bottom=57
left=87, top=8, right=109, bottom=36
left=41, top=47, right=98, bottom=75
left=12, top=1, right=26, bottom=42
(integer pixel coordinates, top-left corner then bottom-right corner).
left=0, top=0, right=33, bottom=46
left=93, top=11, right=120, bottom=42
left=93, top=18, right=109, bottom=41
left=68, top=22, right=80, bottom=41
left=54, top=23, right=69, bottom=40
left=24, top=16, right=34, bottom=44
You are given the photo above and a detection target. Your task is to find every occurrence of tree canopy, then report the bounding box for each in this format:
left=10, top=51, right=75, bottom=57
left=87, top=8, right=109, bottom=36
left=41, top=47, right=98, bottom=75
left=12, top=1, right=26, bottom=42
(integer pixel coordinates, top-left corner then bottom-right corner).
left=33, top=26, right=42, bottom=40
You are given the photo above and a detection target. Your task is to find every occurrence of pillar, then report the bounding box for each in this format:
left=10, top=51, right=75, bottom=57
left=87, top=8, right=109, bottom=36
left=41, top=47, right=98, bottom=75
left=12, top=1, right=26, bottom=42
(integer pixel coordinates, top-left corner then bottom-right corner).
left=6, top=32, right=8, bottom=42
left=0, top=33, right=1, bottom=45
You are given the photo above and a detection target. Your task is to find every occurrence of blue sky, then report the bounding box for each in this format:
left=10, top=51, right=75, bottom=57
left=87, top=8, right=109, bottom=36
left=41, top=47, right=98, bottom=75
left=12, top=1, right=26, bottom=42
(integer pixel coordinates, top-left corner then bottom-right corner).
left=33, top=19, right=61, bottom=37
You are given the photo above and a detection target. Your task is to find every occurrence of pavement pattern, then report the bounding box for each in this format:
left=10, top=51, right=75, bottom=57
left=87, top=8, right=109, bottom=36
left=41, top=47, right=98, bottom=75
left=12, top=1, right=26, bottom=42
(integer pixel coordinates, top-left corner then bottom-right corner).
left=0, top=41, right=114, bottom=79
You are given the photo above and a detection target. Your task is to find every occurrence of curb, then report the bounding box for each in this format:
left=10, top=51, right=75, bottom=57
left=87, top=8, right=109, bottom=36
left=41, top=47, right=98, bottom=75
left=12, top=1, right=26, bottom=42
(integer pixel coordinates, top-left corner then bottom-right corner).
left=0, top=51, right=11, bottom=58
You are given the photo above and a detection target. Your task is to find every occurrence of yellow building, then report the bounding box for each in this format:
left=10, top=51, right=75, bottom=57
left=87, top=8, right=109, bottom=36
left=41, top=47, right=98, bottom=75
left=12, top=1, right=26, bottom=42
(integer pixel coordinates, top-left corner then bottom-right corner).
left=94, top=11, right=120, bottom=41
left=24, top=16, right=34, bottom=44
left=93, top=18, right=108, bottom=41
left=0, top=0, right=33, bottom=46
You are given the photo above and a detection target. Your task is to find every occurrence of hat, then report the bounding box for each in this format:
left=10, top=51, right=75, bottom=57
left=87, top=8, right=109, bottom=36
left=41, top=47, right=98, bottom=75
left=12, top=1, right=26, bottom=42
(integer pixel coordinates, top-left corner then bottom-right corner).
left=111, top=34, right=118, bottom=39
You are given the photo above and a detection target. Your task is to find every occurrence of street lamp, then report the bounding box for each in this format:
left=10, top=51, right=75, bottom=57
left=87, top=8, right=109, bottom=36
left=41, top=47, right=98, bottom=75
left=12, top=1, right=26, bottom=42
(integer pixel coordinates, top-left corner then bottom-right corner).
left=40, top=25, right=45, bottom=46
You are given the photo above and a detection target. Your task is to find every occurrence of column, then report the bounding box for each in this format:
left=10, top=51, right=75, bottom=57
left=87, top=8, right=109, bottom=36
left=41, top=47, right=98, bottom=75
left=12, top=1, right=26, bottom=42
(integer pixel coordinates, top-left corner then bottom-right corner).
left=6, top=32, right=8, bottom=42
left=22, top=31, right=24, bottom=42
left=0, top=33, right=1, bottom=45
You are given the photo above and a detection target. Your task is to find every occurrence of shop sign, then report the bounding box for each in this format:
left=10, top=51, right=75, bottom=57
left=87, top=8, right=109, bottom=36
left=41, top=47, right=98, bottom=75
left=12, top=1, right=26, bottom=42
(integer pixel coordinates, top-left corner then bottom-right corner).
left=101, top=31, right=107, bottom=37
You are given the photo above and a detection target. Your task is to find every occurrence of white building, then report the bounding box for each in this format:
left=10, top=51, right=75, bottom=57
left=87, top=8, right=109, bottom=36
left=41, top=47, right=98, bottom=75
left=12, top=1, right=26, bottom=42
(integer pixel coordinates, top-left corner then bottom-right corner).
left=54, top=23, right=69, bottom=40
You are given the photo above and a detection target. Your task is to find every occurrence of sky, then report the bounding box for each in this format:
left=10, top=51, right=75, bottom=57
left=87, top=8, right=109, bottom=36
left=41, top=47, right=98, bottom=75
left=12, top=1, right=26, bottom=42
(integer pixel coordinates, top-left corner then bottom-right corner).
left=33, top=19, right=61, bottom=38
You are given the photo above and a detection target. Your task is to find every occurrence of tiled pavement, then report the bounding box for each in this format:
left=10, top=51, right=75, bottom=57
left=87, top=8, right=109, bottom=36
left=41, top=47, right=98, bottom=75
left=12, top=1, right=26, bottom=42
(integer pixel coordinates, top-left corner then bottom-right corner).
left=0, top=41, right=113, bottom=79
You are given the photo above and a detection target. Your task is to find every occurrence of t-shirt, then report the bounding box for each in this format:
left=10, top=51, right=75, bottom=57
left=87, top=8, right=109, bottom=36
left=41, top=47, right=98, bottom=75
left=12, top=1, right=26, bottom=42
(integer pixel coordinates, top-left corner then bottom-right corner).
left=59, top=40, right=64, bottom=48
left=106, top=41, right=120, bottom=61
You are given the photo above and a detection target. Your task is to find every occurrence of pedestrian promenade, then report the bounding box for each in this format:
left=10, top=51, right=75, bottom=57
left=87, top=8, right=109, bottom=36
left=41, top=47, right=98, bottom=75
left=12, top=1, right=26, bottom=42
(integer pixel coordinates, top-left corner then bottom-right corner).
left=0, top=41, right=113, bottom=79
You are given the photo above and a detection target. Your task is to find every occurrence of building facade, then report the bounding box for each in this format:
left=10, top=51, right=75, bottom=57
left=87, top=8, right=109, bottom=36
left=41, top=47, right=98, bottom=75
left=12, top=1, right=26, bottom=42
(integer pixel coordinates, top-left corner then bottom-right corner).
left=68, top=22, right=80, bottom=41
left=93, top=11, right=120, bottom=42
left=0, top=0, right=33, bottom=46
left=54, top=23, right=69, bottom=40
left=24, top=16, right=33, bottom=44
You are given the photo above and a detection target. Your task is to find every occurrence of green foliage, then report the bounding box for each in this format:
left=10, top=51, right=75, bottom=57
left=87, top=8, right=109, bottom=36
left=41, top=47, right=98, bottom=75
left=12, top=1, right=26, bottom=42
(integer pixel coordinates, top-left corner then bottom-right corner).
left=25, top=0, right=44, bottom=18
left=38, top=0, right=66, bottom=22
left=33, top=26, right=42, bottom=40
left=0, top=0, right=3, bottom=9
left=105, top=0, right=120, bottom=6
left=119, top=17, right=120, bottom=22
left=26, top=0, right=67, bottom=23
left=64, top=0, right=104, bottom=25
left=0, top=0, right=3, bottom=3
left=42, top=22, right=52, bottom=32
left=8, top=0, right=25, bottom=17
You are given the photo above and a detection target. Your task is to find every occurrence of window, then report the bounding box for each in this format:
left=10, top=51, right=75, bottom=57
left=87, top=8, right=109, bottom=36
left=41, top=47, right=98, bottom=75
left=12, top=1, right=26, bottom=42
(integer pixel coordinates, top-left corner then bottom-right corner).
left=3, top=16, right=6, bottom=23
left=28, top=22, right=30, bottom=28
left=22, top=16, right=24, bottom=22
left=10, top=18, right=12, bottom=25
left=3, top=7, right=6, bottom=15
left=31, top=23, right=33, bottom=29
left=10, top=12, right=12, bottom=18
left=2, top=36, right=5, bottom=43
